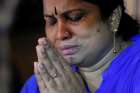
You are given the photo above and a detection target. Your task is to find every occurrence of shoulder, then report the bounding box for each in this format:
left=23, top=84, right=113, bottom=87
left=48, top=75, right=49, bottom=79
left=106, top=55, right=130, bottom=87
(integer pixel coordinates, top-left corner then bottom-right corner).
left=132, top=39, right=140, bottom=92
left=100, top=36, right=140, bottom=93
left=20, top=75, right=40, bottom=93
left=113, top=34, right=140, bottom=68
left=130, top=39, right=140, bottom=92
left=112, top=35, right=140, bottom=91
left=110, top=35, right=140, bottom=74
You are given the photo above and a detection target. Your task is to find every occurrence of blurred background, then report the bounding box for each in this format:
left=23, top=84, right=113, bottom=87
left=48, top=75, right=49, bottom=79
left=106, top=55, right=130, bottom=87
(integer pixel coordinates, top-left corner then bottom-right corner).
left=0, top=0, right=44, bottom=93
left=0, top=0, right=139, bottom=93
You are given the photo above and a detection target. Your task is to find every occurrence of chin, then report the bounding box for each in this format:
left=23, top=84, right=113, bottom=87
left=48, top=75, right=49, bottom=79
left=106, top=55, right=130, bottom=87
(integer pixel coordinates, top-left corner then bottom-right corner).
left=62, top=54, right=86, bottom=66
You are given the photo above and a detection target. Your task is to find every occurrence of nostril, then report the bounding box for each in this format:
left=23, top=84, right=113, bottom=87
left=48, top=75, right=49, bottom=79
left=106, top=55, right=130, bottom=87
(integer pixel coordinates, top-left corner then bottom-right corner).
left=62, top=31, right=73, bottom=40
left=64, top=31, right=70, bottom=37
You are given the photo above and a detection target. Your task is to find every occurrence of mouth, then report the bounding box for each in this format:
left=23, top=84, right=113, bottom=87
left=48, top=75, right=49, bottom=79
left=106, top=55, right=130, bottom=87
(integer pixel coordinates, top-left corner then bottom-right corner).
left=60, top=45, right=80, bottom=56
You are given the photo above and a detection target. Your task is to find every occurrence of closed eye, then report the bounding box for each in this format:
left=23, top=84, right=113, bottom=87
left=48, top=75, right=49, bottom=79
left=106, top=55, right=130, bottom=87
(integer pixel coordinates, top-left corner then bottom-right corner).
left=65, top=10, right=86, bottom=22
left=44, top=16, right=57, bottom=26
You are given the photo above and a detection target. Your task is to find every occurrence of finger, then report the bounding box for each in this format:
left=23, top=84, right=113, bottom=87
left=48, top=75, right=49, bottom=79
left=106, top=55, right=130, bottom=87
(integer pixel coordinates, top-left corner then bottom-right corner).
left=44, top=39, right=71, bottom=71
left=37, top=38, right=65, bottom=76
left=38, top=62, right=58, bottom=92
left=34, top=62, right=49, bottom=92
left=38, top=37, right=47, bottom=45
left=37, top=38, right=71, bottom=77
left=38, top=62, right=51, bottom=82
left=36, top=45, right=58, bottom=77
left=38, top=37, right=67, bottom=68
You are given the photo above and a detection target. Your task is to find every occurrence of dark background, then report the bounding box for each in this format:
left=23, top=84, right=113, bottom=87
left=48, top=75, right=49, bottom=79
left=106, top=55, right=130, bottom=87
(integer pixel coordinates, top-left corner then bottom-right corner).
left=10, top=0, right=44, bottom=92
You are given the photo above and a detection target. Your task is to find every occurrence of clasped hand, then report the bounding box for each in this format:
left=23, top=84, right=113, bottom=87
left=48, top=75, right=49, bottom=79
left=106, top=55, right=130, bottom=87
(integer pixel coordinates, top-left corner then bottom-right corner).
left=34, top=37, right=86, bottom=93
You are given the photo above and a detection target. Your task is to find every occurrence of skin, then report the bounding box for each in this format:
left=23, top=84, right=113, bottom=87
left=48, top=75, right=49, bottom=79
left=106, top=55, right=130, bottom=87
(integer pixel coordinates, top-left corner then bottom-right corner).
left=35, top=38, right=86, bottom=93
left=44, top=0, right=113, bottom=67
left=34, top=0, right=114, bottom=93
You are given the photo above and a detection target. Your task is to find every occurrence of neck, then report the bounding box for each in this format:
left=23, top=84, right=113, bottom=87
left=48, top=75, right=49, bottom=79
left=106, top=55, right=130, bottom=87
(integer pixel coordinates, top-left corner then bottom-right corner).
left=79, top=48, right=115, bottom=92
left=78, top=39, right=130, bottom=92
left=79, top=48, right=116, bottom=72
left=79, top=37, right=130, bottom=72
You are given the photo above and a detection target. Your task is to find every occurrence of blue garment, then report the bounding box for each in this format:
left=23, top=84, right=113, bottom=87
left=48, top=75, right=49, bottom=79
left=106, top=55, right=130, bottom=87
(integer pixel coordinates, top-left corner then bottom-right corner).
left=21, top=35, right=140, bottom=93
left=21, top=75, right=40, bottom=93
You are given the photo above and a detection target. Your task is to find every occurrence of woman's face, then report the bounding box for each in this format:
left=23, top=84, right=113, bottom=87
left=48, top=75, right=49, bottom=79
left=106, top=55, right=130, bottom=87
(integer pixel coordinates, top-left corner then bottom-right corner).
left=43, top=0, right=113, bottom=67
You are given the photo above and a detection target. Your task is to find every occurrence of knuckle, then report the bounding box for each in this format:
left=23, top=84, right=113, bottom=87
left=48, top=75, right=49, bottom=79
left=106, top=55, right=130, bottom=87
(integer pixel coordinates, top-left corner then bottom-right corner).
left=36, top=45, right=41, bottom=51
left=38, top=37, right=47, bottom=45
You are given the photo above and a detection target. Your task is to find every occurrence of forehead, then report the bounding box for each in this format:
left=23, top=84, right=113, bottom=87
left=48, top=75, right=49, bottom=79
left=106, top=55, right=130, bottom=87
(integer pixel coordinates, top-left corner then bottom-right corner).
left=43, top=0, right=96, bottom=15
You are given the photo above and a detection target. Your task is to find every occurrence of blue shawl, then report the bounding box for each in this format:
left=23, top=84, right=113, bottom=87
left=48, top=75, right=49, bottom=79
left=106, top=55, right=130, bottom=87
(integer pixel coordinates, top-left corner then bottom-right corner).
left=21, top=34, right=140, bottom=93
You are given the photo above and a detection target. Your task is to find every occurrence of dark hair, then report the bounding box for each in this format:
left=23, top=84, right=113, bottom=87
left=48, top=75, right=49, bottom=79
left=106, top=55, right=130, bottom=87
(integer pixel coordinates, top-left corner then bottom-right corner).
left=85, top=0, right=139, bottom=41
left=84, top=0, right=122, bottom=19
left=117, top=12, right=139, bottom=41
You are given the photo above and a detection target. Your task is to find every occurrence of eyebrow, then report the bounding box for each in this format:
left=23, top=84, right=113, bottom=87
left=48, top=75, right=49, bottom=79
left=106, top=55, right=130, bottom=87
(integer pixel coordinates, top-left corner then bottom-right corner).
left=44, top=9, right=85, bottom=17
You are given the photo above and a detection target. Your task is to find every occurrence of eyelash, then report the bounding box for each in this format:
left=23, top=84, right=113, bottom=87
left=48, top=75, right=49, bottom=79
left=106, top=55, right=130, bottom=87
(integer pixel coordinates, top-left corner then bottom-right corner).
left=45, top=12, right=86, bottom=26
left=66, top=12, right=85, bottom=22
left=45, top=17, right=57, bottom=26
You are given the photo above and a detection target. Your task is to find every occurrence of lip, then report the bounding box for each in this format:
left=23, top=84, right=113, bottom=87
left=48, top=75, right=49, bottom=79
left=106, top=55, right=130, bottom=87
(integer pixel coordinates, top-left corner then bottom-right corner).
left=60, top=45, right=79, bottom=55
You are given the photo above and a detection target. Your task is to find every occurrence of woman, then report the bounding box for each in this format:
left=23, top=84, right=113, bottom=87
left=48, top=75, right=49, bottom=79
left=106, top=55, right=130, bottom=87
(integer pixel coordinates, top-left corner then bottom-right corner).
left=21, top=0, right=140, bottom=93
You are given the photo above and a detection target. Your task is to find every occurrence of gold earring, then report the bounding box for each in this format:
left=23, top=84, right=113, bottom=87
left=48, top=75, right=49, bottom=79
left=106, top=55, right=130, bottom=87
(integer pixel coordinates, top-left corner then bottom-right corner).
left=109, top=6, right=122, bottom=54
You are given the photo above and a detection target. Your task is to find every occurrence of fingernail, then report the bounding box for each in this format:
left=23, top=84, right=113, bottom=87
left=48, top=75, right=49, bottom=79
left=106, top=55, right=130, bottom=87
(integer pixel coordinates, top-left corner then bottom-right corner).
left=45, top=43, right=51, bottom=50
left=43, top=39, right=47, bottom=45
left=39, top=63, right=43, bottom=69
left=38, top=63, right=45, bottom=73
left=41, top=47, right=45, bottom=54
left=45, top=39, right=52, bottom=49
left=38, top=38, right=47, bottom=45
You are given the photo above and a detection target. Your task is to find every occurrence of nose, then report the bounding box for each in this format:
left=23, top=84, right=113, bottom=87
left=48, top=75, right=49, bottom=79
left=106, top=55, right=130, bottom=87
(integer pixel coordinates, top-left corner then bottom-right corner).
left=56, top=19, right=73, bottom=41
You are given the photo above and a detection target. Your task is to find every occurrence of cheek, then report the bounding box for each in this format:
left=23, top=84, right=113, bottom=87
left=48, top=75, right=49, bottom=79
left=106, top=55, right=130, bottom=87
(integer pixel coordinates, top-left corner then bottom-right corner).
left=73, top=22, right=100, bottom=40
left=45, top=30, right=61, bottom=49
left=72, top=15, right=101, bottom=37
left=45, top=29, right=57, bottom=46
left=83, top=18, right=98, bottom=30
left=82, top=9, right=101, bottom=30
